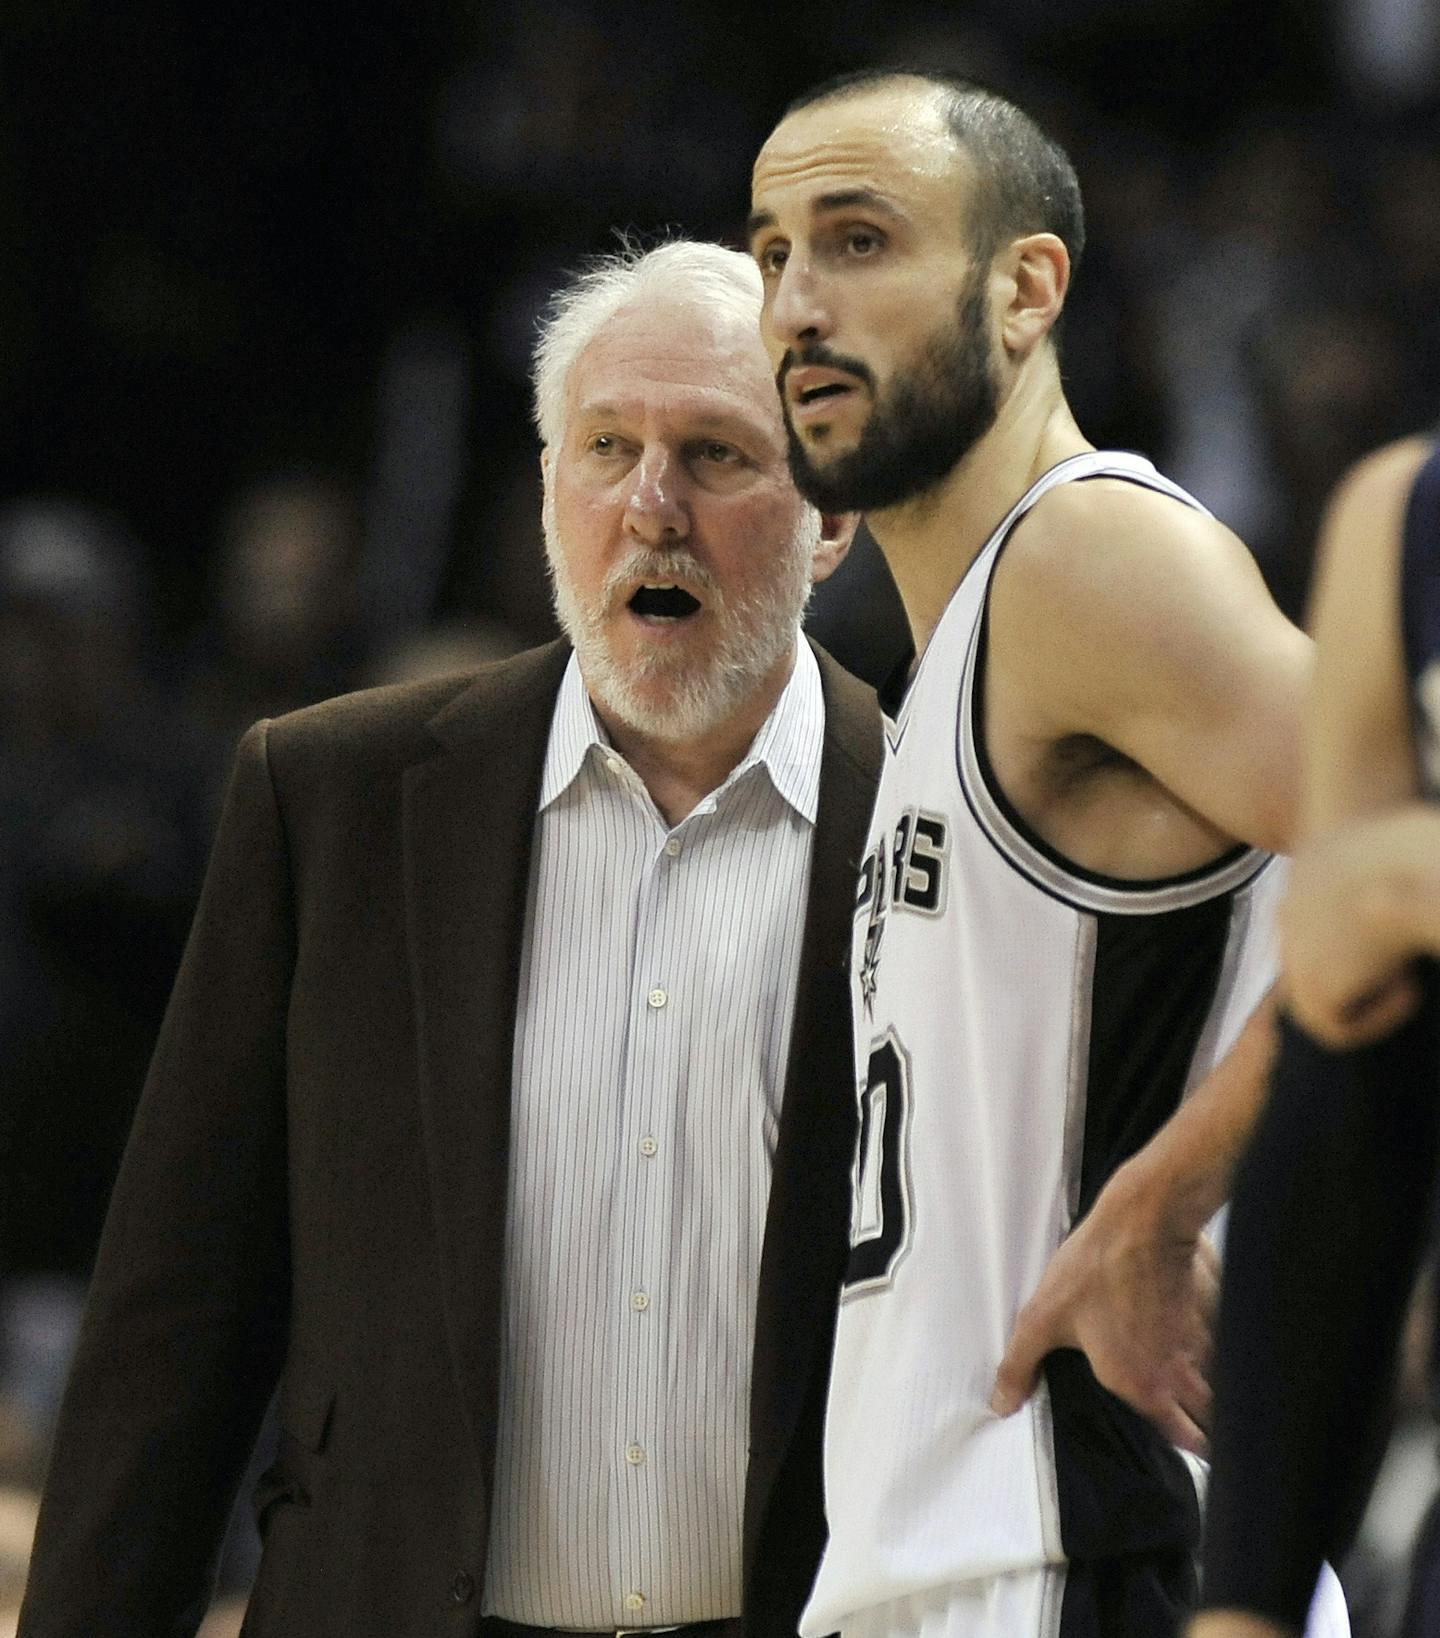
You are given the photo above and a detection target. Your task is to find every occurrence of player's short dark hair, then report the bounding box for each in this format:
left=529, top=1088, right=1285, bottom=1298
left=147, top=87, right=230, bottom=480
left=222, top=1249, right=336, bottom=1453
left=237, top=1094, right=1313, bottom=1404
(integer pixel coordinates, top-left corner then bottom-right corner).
left=783, top=68, right=1086, bottom=278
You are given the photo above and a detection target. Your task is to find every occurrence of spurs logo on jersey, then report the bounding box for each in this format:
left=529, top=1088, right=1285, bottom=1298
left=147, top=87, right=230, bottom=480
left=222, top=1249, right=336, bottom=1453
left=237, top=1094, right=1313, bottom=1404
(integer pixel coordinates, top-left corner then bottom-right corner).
left=801, top=451, right=1283, bottom=1638
left=855, top=807, right=950, bottom=1017
left=847, top=812, right=949, bottom=1297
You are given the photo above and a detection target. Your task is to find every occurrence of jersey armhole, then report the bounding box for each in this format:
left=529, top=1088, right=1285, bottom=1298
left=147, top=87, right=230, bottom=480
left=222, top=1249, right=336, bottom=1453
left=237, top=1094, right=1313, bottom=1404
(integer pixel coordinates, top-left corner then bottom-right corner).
left=954, top=481, right=1269, bottom=917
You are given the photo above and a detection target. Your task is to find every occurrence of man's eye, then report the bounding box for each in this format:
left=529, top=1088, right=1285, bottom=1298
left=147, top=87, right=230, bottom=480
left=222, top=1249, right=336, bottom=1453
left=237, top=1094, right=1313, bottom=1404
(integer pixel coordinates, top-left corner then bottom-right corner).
left=846, top=230, right=882, bottom=257
left=587, top=435, right=616, bottom=454
left=697, top=442, right=740, bottom=465
left=758, top=243, right=789, bottom=276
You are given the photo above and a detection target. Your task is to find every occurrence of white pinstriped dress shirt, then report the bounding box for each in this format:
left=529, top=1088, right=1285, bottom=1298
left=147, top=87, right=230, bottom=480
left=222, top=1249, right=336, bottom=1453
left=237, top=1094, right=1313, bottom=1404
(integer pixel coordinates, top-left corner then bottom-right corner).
left=483, top=644, right=824, bottom=1628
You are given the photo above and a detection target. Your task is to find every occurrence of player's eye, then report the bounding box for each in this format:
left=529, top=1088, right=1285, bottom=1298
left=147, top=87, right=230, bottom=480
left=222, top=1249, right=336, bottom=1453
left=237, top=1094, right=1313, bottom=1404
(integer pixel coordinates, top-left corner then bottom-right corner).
left=845, top=228, right=883, bottom=258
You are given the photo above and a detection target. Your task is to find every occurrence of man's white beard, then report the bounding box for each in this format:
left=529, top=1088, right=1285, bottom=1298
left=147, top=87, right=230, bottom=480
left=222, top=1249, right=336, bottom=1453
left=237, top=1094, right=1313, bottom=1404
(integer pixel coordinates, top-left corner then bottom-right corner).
left=543, top=495, right=819, bottom=742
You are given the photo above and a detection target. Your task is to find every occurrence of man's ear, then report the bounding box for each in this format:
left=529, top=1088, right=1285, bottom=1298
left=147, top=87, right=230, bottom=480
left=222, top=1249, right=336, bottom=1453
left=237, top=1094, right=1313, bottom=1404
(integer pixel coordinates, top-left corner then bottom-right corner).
left=810, top=511, right=859, bottom=585
left=998, top=232, right=1069, bottom=358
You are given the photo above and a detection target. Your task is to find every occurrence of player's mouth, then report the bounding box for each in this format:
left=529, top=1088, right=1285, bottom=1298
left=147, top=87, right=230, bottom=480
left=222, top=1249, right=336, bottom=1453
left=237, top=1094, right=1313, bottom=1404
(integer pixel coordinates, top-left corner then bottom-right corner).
left=785, top=367, right=864, bottom=427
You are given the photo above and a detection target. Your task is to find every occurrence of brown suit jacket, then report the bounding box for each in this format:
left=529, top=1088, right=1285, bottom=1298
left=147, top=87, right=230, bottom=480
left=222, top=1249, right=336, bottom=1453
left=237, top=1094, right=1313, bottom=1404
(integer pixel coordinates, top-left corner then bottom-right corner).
left=18, top=639, right=882, bottom=1638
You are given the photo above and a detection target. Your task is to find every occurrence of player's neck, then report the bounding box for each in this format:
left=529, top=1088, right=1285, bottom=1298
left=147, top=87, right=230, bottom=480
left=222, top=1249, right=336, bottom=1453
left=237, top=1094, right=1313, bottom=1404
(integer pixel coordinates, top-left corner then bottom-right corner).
left=868, top=365, right=1090, bottom=658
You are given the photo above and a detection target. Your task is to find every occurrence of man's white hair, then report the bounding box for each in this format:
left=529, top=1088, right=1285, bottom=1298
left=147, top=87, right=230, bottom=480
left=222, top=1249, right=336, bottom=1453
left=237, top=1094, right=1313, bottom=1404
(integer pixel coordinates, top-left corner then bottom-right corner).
left=531, top=239, right=765, bottom=450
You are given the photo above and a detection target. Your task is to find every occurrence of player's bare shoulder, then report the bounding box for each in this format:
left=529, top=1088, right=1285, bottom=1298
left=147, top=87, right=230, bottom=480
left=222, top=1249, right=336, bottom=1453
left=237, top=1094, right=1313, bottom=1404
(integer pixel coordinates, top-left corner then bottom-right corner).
left=989, top=473, right=1290, bottom=741
left=994, top=476, right=1261, bottom=644
left=983, top=467, right=1307, bottom=872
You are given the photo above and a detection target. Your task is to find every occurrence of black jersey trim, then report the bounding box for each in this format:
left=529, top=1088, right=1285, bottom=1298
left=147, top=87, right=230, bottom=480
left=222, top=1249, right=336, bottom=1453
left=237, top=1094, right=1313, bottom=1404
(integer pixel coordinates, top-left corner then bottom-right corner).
left=1077, top=896, right=1235, bottom=1215
left=1045, top=895, right=1234, bottom=1574
left=953, top=466, right=1273, bottom=916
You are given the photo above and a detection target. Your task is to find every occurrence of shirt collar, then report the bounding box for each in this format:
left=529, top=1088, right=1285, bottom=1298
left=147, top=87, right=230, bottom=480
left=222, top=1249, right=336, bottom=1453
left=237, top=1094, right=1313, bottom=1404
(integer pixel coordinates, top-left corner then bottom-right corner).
left=537, top=642, right=825, bottom=824
left=537, top=653, right=609, bottom=810
left=732, top=638, right=823, bottom=823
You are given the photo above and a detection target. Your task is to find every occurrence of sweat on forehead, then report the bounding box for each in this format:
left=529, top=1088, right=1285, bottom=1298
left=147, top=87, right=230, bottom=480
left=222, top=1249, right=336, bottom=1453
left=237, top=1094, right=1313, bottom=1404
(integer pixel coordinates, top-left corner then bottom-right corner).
left=531, top=240, right=764, bottom=450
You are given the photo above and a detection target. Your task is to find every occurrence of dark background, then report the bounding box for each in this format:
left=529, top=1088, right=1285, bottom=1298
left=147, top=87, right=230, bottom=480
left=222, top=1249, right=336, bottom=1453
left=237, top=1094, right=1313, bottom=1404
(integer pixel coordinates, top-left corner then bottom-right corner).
left=1, top=1, right=1438, bottom=1629
left=5, top=0, right=1433, bottom=648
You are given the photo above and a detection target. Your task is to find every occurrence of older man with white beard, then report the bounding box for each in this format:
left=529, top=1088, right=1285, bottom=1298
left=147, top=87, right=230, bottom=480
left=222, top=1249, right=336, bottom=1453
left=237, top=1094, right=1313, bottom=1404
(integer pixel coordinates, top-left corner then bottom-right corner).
left=15, top=241, right=883, bottom=1638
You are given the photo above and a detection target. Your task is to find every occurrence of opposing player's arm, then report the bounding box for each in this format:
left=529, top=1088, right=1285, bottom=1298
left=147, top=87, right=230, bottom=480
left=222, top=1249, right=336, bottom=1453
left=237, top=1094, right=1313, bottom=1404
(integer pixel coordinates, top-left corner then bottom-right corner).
left=992, top=478, right=1310, bottom=854
left=1188, top=1615, right=1294, bottom=1638
left=1280, top=437, right=1435, bottom=1046
left=1192, top=440, right=1440, bottom=1636
left=1303, top=437, right=1428, bottom=829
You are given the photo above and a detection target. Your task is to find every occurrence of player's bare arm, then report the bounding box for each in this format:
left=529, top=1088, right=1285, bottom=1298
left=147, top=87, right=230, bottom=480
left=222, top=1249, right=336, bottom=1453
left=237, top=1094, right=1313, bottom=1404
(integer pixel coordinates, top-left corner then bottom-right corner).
left=984, top=476, right=1308, bottom=873
left=1280, top=437, right=1433, bottom=1048
left=989, top=481, right=1309, bottom=1451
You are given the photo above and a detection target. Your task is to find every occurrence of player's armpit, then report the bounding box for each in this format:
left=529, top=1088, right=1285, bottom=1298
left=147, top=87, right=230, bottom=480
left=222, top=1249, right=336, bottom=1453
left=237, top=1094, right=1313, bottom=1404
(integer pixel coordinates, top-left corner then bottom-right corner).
left=989, top=479, right=1309, bottom=854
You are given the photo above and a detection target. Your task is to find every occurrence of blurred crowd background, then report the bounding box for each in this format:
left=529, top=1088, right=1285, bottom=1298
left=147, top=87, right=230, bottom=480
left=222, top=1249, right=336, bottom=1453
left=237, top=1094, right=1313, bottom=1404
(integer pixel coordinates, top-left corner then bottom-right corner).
left=2, top=0, right=1439, bottom=1632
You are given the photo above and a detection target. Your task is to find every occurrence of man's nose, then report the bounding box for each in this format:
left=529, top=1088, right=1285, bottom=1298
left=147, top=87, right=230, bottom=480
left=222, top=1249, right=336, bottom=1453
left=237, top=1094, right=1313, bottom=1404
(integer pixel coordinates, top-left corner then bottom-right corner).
left=767, top=255, right=833, bottom=351
left=623, top=448, right=688, bottom=544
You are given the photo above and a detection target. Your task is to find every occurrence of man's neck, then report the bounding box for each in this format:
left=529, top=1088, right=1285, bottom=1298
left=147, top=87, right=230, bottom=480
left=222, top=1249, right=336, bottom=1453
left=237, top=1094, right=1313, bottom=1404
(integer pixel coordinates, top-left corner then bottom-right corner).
left=869, top=367, right=1090, bottom=657
left=591, top=642, right=799, bottom=827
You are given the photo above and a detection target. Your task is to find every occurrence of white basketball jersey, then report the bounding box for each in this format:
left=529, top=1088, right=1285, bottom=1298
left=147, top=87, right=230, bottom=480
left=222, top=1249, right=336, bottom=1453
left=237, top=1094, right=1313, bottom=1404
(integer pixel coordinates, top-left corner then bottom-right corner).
left=801, top=452, right=1283, bottom=1633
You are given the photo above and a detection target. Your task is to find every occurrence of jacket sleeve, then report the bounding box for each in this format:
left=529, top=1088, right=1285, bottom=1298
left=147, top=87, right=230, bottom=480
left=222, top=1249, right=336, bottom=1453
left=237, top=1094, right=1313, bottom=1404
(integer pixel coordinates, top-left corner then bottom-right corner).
left=18, top=720, right=295, bottom=1638
left=1200, top=989, right=1440, bottom=1627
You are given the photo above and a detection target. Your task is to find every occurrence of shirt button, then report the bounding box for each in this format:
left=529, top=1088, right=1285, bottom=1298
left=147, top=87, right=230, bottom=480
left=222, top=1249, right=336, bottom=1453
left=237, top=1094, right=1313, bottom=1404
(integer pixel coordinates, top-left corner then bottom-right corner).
left=639, top=1135, right=658, bottom=1157
left=646, top=987, right=668, bottom=1009
left=624, top=1592, right=646, bottom=1612
left=664, top=836, right=682, bottom=857
left=450, top=1570, right=475, bottom=1604
left=630, top=1291, right=650, bottom=1311
left=625, top=1443, right=646, bottom=1465
left=606, top=756, right=623, bottom=775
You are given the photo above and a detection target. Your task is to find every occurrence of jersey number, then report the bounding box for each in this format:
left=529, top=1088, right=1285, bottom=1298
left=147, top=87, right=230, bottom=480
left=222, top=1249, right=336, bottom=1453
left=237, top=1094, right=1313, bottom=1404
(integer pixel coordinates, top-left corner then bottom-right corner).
left=843, top=1030, right=914, bottom=1297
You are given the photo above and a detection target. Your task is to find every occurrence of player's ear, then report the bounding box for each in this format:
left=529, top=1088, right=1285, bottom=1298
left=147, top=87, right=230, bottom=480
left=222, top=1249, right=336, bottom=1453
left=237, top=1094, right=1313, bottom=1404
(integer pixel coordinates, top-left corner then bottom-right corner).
left=810, top=511, right=859, bottom=586
left=998, top=233, right=1068, bottom=358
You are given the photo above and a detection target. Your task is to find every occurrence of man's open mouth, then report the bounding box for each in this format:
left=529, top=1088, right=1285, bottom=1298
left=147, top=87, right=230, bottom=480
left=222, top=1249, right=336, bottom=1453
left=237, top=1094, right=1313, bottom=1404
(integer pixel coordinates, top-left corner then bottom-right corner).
left=785, top=365, right=862, bottom=414
left=627, top=584, right=703, bottom=620
left=795, top=383, right=852, bottom=405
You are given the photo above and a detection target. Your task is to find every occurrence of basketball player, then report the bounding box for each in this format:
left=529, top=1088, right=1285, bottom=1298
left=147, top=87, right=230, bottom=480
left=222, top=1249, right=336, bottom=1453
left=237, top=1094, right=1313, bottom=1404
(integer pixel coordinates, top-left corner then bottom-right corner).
left=748, top=69, right=1349, bottom=1636
left=1193, top=436, right=1440, bottom=1638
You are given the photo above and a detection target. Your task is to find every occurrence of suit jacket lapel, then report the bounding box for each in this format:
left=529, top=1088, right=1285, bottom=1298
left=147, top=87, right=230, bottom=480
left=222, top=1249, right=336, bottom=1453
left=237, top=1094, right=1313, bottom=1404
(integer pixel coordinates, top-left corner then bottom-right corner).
left=402, top=640, right=570, bottom=1483
left=744, top=646, right=883, bottom=1595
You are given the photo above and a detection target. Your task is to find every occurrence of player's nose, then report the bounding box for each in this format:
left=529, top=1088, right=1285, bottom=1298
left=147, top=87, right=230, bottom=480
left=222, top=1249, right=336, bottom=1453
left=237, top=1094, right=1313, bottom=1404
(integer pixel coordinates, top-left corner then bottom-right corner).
left=767, top=255, right=834, bottom=351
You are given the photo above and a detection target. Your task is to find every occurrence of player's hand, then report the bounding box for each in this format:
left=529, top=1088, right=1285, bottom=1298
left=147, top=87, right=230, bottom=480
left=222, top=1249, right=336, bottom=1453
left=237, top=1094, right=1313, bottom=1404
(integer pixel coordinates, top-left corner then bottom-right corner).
left=989, top=1160, right=1217, bottom=1455
left=1280, top=822, right=1423, bottom=1049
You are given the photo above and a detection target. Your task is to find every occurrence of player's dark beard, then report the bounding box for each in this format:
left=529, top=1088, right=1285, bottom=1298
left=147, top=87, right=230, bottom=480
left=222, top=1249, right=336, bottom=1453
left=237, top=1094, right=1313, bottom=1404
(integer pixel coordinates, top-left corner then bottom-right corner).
left=779, top=272, right=999, bottom=513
